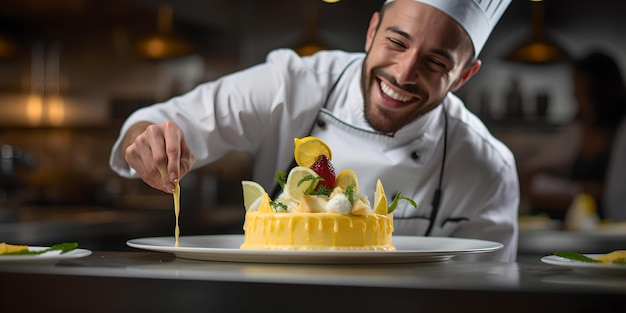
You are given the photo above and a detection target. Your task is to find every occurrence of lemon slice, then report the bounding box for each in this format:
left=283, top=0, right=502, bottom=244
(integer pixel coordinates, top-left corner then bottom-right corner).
left=0, top=242, right=29, bottom=255
left=294, top=136, right=332, bottom=167
left=242, top=180, right=266, bottom=211
left=335, top=169, right=359, bottom=193
left=594, top=250, right=626, bottom=264
left=284, top=166, right=319, bottom=200
left=373, top=179, right=388, bottom=215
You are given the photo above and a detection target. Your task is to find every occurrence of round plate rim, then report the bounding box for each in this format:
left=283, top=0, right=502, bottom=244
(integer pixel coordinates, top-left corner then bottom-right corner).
left=541, top=254, right=626, bottom=272
left=126, top=234, right=502, bottom=264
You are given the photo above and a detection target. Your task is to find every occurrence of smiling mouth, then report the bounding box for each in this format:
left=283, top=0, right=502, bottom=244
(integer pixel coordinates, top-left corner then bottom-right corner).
left=380, top=80, right=413, bottom=102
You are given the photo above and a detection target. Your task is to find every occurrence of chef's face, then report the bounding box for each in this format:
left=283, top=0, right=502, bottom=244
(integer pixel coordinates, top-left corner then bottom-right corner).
left=361, top=0, right=481, bottom=133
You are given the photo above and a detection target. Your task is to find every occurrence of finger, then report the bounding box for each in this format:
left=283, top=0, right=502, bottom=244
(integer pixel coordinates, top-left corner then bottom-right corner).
left=126, top=142, right=164, bottom=191
left=163, top=121, right=183, bottom=183
left=177, top=132, right=196, bottom=179
left=139, top=124, right=174, bottom=193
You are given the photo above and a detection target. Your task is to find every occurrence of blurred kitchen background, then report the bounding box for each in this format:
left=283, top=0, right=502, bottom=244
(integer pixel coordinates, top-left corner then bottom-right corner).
left=1, top=0, right=625, bottom=253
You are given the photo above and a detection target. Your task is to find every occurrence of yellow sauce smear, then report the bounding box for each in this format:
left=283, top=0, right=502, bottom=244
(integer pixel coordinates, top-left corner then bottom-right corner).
left=173, top=179, right=180, bottom=247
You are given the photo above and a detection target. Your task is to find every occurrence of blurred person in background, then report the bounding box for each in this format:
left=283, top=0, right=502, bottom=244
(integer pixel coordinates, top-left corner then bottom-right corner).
left=604, top=114, right=626, bottom=221
left=523, top=51, right=626, bottom=221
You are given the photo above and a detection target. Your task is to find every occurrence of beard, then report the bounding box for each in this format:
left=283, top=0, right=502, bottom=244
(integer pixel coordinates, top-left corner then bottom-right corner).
left=360, top=60, right=430, bottom=134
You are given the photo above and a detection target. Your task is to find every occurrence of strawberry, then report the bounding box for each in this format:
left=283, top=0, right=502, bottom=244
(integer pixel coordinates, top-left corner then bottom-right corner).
left=310, top=154, right=336, bottom=192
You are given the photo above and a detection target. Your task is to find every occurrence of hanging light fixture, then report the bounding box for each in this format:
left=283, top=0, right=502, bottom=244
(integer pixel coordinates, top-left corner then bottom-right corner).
left=294, top=0, right=332, bottom=56
left=0, top=34, right=18, bottom=59
left=136, top=5, right=194, bottom=59
left=504, top=0, right=569, bottom=64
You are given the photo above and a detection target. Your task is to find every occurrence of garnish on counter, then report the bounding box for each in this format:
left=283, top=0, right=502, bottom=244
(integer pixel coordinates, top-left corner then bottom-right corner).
left=594, top=250, right=626, bottom=264
left=555, top=250, right=626, bottom=264
left=0, top=242, right=28, bottom=255
left=554, top=251, right=599, bottom=263
left=0, top=242, right=78, bottom=256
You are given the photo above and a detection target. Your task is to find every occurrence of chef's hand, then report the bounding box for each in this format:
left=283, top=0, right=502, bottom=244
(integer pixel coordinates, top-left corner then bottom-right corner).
left=122, top=121, right=196, bottom=193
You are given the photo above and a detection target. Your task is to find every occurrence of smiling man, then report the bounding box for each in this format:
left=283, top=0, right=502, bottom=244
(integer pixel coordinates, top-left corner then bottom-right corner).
left=110, top=0, right=519, bottom=261
left=362, top=0, right=481, bottom=134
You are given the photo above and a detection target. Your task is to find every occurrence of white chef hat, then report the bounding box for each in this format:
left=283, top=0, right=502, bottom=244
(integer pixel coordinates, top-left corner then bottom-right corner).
left=383, top=0, right=511, bottom=56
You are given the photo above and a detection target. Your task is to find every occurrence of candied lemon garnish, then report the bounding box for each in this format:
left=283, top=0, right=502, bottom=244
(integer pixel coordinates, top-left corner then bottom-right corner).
left=335, top=169, right=359, bottom=193
left=374, top=179, right=388, bottom=215
left=294, top=136, right=332, bottom=167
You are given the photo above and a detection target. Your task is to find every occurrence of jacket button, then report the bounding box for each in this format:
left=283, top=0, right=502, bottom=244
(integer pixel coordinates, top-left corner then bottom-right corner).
left=316, top=120, right=326, bottom=128
left=410, top=151, right=419, bottom=160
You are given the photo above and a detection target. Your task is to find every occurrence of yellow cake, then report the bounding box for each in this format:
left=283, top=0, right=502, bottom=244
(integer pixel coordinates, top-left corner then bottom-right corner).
left=240, top=137, right=399, bottom=251
left=241, top=192, right=395, bottom=250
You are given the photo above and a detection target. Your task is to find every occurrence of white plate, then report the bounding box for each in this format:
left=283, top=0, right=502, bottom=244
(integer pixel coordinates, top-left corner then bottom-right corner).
left=541, top=254, right=626, bottom=275
left=127, top=235, right=502, bottom=264
left=0, top=247, right=92, bottom=264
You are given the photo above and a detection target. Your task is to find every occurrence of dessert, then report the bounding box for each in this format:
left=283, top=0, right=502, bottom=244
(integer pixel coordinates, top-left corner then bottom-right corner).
left=240, top=136, right=411, bottom=251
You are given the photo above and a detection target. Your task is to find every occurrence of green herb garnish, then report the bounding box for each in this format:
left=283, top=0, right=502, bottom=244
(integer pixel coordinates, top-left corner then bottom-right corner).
left=5, top=242, right=79, bottom=256
left=344, top=184, right=356, bottom=205
left=298, top=175, right=319, bottom=192
left=269, top=201, right=288, bottom=212
left=388, top=191, right=418, bottom=213
left=554, top=251, right=600, bottom=263
left=275, top=171, right=287, bottom=190
left=298, top=175, right=332, bottom=196
left=307, top=185, right=331, bottom=196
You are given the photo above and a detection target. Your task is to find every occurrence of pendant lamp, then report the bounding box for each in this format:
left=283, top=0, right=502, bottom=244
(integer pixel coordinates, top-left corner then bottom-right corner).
left=136, top=5, right=193, bottom=59
left=504, top=0, right=569, bottom=64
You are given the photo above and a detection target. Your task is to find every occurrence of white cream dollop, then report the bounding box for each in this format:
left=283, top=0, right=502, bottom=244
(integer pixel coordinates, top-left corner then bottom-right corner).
left=325, top=193, right=352, bottom=215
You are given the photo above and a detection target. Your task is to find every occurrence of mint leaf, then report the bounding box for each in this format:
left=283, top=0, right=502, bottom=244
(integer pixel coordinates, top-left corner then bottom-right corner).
left=50, top=242, right=79, bottom=253
left=269, top=201, right=288, bottom=212
left=344, top=184, right=355, bottom=205
left=388, top=192, right=418, bottom=213
left=275, top=171, right=287, bottom=190
left=298, top=175, right=331, bottom=196
left=554, top=251, right=599, bottom=263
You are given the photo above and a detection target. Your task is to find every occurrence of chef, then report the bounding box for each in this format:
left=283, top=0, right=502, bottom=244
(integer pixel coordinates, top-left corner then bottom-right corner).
left=110, top=0, right=519, bottom=261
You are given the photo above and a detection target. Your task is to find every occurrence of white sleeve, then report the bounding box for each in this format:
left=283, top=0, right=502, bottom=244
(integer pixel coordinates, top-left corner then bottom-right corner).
left=108, top=49, right=326, bottom=178
left=454, top=161, right=519, bottom=262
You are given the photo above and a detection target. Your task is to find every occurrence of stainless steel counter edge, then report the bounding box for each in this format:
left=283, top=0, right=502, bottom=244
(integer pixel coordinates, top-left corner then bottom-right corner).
left=1, top=251, right=626, bottom=312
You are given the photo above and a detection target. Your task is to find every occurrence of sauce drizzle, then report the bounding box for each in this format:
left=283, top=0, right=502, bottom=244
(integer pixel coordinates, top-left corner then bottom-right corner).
left=173, top=179, right=180, bottom=247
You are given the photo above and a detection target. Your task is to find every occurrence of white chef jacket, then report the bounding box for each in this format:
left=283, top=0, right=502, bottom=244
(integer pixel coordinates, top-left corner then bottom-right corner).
left=110, top=49, right=519, bottom=262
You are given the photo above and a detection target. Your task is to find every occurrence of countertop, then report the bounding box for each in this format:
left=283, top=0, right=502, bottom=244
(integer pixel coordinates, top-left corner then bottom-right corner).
left=1, top=250, right=625, bottom=313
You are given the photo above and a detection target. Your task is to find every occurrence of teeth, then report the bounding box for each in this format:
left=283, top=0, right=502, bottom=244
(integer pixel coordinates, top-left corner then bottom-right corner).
left=380, top=81, right=411, bottom=102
